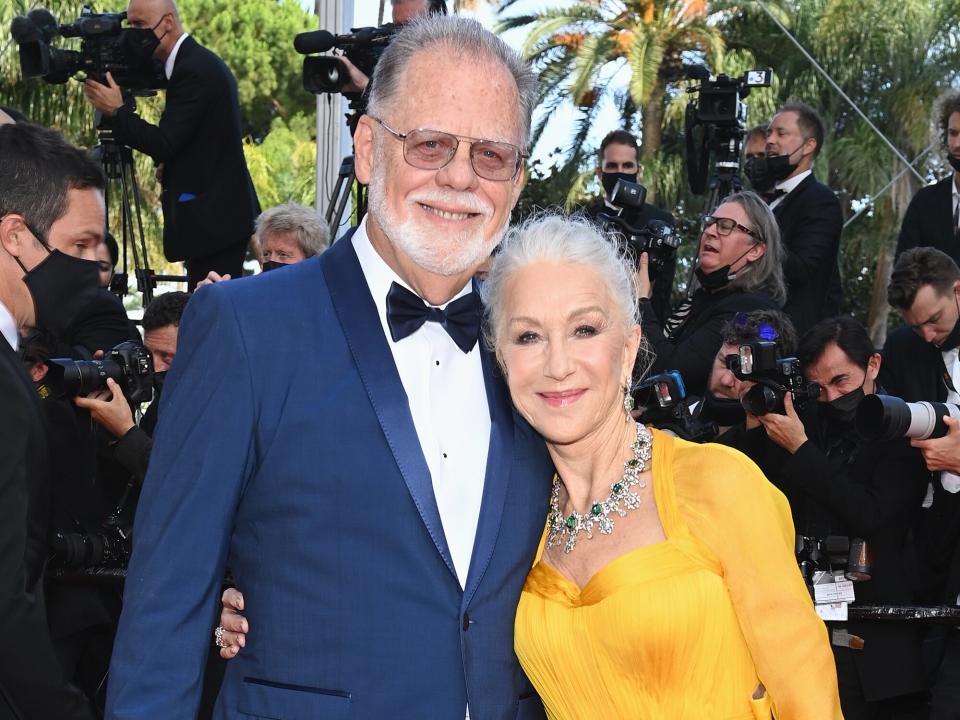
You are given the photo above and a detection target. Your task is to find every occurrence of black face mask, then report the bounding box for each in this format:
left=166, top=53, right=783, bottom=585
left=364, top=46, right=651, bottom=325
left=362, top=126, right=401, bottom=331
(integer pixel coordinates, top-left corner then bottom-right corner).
left=601, top=171, right=639, bottom=200
left=120, top=15, right=167, bottom=64
left=261, top=261, right=289, bottom=273
left=766, top=141, right=806, bottom=183
left=15, top=240, right=101, bottom=335
left=822, top=385, right=865, bottom=426
left=744, top=156, right=776, bottom=193
left=701, top=390, right=746, bottom=426
left=948, top=155, right=960, bottom=174
left=694, top=244, right=757, bottom=291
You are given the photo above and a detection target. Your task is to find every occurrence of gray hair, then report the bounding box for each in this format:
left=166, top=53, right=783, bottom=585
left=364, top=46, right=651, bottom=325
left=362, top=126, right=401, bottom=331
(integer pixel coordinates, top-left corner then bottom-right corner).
left=481, top=213, right=639, bottom=364
left=366, top=15, right=538, bottom=143
left=255, top=202, right=329, bottom=259
left=714, top=190, right=787, bottom=304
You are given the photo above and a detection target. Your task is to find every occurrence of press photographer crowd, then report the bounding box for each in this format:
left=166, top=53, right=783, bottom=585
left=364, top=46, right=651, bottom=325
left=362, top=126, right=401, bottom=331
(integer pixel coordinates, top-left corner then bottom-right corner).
left=4, top=1, right=960, bottom=719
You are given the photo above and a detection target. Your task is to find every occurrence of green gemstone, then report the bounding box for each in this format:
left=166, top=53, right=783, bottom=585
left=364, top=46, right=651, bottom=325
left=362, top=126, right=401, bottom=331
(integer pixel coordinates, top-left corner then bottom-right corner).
left=565, top=515, right=576, bottom=528
left=627, top=459, right=639, bottom=468
left=591, top=503, right=602, bottom=515
left=612, top=483, right=623, bottom=493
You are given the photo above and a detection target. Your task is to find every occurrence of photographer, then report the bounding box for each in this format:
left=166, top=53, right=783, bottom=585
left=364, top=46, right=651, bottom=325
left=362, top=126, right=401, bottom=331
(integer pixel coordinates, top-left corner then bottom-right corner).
left=585, top=129, right=676, bottom=320
left=82, top=0, right=259, bottom=290
left=0, top=122, right=99, bottom=719
left=721, top=316, right=929, bottom=719
left=638, top=190, right=785, bottom=397
left=743, top=123, right=775, bottom=197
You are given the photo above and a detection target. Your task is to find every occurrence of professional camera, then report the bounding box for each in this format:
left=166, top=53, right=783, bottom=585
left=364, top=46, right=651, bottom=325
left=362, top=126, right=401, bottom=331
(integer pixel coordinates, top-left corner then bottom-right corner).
left=597, top=179, right=680, bottom=281
left=683, top=66, right=773, bottom=195
left=294, top=24, right=398, bottom=98
left=855, top=395, right=960, bottom=442
left=44, top=340, right=153, bottom=405
left=10, top=5, right=164, bottom=88
left=51, top=522, right=131, bottom=574
left=726, top=340, right=821, bottom=416
left=633, top=370, right=718, bottom=442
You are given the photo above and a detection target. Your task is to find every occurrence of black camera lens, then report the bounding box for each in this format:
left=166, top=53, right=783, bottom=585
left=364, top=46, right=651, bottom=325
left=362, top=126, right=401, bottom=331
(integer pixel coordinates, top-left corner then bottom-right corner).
left=856, top=394, right=960, bottom=441
left=740, top=382, right=783, bottom=416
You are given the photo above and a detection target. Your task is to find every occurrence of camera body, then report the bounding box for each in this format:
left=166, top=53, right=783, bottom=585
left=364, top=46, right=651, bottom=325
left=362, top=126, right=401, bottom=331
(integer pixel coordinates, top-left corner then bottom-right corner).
left=634, top=370, right=718, bottom=442
left=726, top=340, right=821, bottom=416
left=11, top=5, right=165, bottom=88
left=296, top=24, right=398, bottom=98
left=45, top=340, right=154, bottom=405
left=598, top=179, right=680, bottom=281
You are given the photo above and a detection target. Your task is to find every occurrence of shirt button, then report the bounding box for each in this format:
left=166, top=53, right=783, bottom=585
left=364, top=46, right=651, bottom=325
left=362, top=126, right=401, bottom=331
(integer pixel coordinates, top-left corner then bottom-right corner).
left=462, top=612, right=470, bottom=631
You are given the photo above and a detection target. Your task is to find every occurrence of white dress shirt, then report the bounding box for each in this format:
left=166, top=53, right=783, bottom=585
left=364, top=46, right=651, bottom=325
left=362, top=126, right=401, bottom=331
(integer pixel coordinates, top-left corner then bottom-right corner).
left=952, top=177, right=959, bottom=231
left=351, top=218, right=491, bottom=589
left=769, top=168, right=812, bottom=210
left=164, top=32, right=190, bottom=80
left=0, top=299, right=17, bottom=351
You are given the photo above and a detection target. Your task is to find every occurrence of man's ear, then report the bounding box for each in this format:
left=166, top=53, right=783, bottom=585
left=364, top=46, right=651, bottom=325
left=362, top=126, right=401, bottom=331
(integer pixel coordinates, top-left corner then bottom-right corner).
left=746, top=241, right=766, bottom=263
left=0, top=214, right=30, bottom=258
left=354, top=115, right=376, bottom=185
left=637, top=163, right=644, bottom=180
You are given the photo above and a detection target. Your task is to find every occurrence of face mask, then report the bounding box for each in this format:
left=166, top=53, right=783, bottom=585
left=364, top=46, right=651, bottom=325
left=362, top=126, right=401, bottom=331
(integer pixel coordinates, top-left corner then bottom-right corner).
left=261, top=260, right=289, bottom=273
left=14, top=236, right=101, bottom=335
left=694, top=244, right=757, bottom=291
left=948, top=155, right=960, bottom=173
left=822, top=386, right=865, bottom=426
left=936, top=294, right=960, bottom=351
left=701, top=390, right=746, bottom=426
left=121, top=14, right=167, bottom=63
left=766, top=141, right=806, bottom=183
left=744, top=156, right=776, bottom=193
left=601, top=172, right=639, bottom=200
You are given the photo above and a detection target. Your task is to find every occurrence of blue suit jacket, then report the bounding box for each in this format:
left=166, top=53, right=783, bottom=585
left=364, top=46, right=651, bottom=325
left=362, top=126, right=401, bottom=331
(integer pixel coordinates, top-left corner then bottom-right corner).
left=106, top=237, right=552, bottom=719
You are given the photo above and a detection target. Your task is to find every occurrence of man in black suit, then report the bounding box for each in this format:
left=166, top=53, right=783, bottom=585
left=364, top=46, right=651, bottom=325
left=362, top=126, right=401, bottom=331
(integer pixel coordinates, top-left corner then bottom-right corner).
left=765, top=102, right=844, bottom=334
left=84, top=0, right=259, bottom=290
left=583, top=129, right=676, bottom=320
left=0, top=123, right=100, bottom=719
left=896, top=92, right=960, bottom=265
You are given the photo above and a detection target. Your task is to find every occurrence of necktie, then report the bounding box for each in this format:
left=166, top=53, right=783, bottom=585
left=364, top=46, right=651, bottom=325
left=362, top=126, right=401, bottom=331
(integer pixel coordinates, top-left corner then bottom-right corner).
left=386, top=281, right=481, bottom=353
left=764, top=189, right=786, bottom=204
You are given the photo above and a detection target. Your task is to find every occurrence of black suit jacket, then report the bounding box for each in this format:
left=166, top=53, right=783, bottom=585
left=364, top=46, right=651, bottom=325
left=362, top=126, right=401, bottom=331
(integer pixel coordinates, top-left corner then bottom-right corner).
left=895, top=175, right=956, bottom=263
left=774, top=174, right=844, bottom=335
left=879, top=325, right=949, bottom=404
left=0, top=340, right=93, bottom=720
left=112, top=36, right=259, bottom=262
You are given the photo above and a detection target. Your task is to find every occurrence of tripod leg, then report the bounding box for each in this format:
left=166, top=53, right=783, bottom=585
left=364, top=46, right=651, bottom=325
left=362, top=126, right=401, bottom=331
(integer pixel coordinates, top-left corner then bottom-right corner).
left=124, top=156, right=156, bottom=303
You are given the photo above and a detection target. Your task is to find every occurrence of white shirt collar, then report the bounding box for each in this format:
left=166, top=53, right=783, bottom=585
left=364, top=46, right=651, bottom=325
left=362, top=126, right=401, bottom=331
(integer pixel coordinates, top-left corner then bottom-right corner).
left=0, top=299, right=18, bottom=351
left=774, top=168, right=812, bottom=194
left=164, top=32, right=189, bottom=80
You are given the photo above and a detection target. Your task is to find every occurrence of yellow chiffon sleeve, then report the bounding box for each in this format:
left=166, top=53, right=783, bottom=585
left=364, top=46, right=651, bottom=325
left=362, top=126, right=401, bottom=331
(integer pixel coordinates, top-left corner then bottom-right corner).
left=672, top=439, right=843, bottom=720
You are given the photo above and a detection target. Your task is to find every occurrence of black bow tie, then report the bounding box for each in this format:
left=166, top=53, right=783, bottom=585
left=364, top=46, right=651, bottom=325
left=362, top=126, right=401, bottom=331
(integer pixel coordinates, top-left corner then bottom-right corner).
left=386, top=281, right=481, bottom=353
left=764, top=189, right=787, bottom=204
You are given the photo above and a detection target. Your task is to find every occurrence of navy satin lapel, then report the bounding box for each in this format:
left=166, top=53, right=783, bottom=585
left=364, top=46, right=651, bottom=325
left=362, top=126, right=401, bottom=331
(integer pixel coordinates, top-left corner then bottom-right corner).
left=463, top=327, right=515, bottom=606
left=320, top=239, right=457, bottom=579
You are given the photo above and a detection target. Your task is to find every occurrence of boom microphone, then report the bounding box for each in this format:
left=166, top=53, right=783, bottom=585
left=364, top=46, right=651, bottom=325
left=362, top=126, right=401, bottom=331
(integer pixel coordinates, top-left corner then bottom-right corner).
left=10, top=15, right=40, bottom=43
left=293, top=29, right=335, bottom=55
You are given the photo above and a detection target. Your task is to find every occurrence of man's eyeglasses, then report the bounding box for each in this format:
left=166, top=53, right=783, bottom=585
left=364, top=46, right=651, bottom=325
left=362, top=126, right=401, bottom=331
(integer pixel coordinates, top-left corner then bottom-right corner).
left=704, top=215, right=758, bottom=239
left=371, top=117, right=527, bottom=182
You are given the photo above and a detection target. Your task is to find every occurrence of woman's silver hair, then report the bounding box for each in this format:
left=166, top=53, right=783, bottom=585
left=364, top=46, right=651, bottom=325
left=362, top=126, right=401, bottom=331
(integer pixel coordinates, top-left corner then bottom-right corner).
left=717, top=190, right=787, bottom=304
left=255, top=201, right=329, bottom=259
left=481, top=213, right=641, bottom=365
left=366, top=15, right=538, bottom=142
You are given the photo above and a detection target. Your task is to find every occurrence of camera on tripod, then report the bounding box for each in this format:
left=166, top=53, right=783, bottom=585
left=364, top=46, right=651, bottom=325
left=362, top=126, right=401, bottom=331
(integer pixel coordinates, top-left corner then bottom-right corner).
left=633, top=370, right=718, bottom=442
left=44, top=340, right=154, bottom=405
left=597, top=179, right=680, bottom=281
left=726, top=340, right=821, bottom=416
left=10, top=5, right=164, bottom=88
left=683, top=65, right=772, bottom=196
left=294, top=24, right=398, bottom=98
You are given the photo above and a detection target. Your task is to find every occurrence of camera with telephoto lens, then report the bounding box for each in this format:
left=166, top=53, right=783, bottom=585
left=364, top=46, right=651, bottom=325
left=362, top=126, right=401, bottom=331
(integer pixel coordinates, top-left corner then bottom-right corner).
left=633, top=370, right=718, bottom=442
left=597, top=179, right=680, bottom=281
left=726, top=340, right=821, bottom=416
left=294, top=24, right=398, bottom=100
left=43, top=340, right=153, bottom=405
left=10, top=5, right=165, bottom=88
left=855, top=395, right=960, bottom=442
left=51, top=521, right=131, bottom=575
left=683, top=66, right=773, bottom=195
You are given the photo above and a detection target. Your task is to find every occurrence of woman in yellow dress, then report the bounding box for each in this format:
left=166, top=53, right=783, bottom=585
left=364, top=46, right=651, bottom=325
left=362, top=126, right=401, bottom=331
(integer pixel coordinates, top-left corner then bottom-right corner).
left=480, top=210, right=841, bottom=719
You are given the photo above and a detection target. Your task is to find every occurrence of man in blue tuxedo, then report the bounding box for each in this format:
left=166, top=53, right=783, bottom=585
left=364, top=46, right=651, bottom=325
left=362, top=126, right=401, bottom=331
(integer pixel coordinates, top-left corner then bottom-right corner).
left=106, top=15, right=552, bottom=720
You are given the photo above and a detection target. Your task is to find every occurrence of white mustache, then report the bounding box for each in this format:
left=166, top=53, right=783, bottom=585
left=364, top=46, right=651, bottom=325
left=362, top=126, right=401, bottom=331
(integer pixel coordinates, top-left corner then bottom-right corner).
left=408, top=190, right=492, bottom=217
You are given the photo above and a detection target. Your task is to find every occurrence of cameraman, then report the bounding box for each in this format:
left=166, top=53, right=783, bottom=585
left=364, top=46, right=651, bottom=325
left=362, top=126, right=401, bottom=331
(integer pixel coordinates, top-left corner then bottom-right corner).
left=584, top=129, right=676, bottom=320
left=0, top=122, right=98, bottom=719
left=82, top=0, right=259, bottom=290
left=721, top=316, right=929, bottom=719
left=638, top=190, right=785, bottom=397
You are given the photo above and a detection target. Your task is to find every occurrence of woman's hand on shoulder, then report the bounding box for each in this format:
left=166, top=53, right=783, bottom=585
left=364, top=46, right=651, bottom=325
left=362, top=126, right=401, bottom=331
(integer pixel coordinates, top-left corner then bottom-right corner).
left=217, top=587, right=248, bottom=659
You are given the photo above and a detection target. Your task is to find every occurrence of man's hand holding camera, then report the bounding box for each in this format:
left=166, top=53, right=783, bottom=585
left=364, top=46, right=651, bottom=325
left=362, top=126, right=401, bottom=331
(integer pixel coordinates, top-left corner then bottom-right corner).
left=912, top=415, right=960, bottom=475
left=83, top=71, right=125, bottom=116
left=756, top=391, right=809, bottom=453
left=74, top=377, right=136, bottom=439
left=636, top=252, right=653, bottom=300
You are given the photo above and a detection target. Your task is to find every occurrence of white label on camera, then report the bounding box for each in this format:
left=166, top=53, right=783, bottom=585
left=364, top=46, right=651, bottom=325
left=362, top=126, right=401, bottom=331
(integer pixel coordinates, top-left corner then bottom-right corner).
left=817, top=602, right=848, bottom=621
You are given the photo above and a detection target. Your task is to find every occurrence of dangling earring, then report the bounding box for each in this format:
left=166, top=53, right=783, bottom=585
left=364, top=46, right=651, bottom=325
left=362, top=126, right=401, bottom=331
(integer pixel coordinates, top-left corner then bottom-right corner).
left=623, top=384, right=635, bottom=420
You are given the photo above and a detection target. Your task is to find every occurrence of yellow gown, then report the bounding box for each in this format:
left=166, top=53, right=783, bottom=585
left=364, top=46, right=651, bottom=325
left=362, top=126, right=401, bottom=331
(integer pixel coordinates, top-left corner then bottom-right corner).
left=515, top=429, right=842, bottom=720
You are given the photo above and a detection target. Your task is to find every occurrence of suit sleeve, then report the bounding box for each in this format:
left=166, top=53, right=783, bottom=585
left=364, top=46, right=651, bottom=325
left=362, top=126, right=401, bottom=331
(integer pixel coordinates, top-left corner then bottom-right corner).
left=781, top=190, right=843, bottom=288
left=105, top=287, right=257, bottom=719
left=112, top=62, right=209, bottom=164
left=895, top=192, right=923, bottom=258
left=0, top=371, right=94, bottom=719
left=683, top=446, right=842, bottom=719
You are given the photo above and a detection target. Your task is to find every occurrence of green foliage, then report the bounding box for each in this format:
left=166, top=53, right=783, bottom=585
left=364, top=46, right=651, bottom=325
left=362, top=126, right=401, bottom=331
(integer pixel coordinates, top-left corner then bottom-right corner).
left=244, top=113, right=317, bottom=208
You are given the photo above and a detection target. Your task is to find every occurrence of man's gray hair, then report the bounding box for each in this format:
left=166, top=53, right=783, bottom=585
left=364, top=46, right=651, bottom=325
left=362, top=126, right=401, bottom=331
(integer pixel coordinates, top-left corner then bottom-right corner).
left=366, top=15, right=538, bottom=142
left=715, top=190, right=787, bottom=304
left=255, top=202, right=329, bottom=259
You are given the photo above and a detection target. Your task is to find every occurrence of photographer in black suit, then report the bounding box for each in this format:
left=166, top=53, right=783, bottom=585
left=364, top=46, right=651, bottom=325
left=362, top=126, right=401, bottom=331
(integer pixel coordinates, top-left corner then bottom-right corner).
left=83, top=0, right=259, bottom=290
left=765, top=102, right=844, bottom=334
left=0, top=122, right=99, bottom=720
left=896, top=92, right=960, bottom=265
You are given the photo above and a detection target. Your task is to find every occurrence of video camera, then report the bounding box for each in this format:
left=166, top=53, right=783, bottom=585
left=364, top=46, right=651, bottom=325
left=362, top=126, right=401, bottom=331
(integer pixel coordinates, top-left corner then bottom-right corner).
left=683, top=66, right=773, bottom=195
left=856, top=395, right=960, bottom=442
left=726, top=340, right=820, bottom=416
left=10, top=5, right=165, bottom=88
left=43, top=340, right=154, bottom=405
left=597, top=179, right=680, bottom=281
left=633, top=370, right=718, bottom=442
left=294, top=24, right=398, bottom=100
